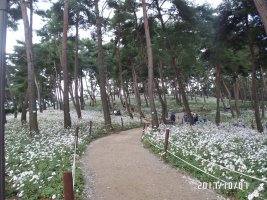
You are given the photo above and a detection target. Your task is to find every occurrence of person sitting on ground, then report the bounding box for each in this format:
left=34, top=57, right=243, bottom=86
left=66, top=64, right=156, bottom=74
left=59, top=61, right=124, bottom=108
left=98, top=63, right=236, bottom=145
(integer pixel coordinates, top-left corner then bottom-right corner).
left=194, top=113, right=199, bottom=124
left=170, top=113, right=176, bottom=124
left=182, top=113, right=188, bottom=124
left=114, top=109, right=121, bottom=116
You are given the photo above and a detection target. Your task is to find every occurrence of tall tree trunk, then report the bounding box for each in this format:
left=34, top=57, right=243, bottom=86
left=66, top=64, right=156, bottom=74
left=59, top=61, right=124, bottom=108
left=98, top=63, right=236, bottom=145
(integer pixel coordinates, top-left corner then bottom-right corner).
left=249, top=44, right=263, bottom=132
left=61, top=0, right=71, bottom=128
left=222, top=79, right=235, bottom=118
left=131, top=62, right=144, bottom=118
left=261, top=89, right=265, bottom=118
left=215, top=63, right=221, bottom=126
left=253, top=0, right=267, bottom=35
left=141, top=0, right=159, bottom=128
left=173, top=81, right=180, bottom=106
left=95, top=0, right=111, bottom=128
left=246, top=77, right=253, bottom=107
left=20, top=0, right=39, bottom=134
left=172, top=58, right=193, bottom=125
left=0, top=1, right=7, bottom=197
left=122, top=84, right=133, bottom=119
left=74, top=16, right=82, bottom=119
left=233, top=77, right=240, bottom=116
left=84, top=72, right=94, bottom=104
left=158, top=61, right=168, bottom=118
left=260, top=66, right=266, bottom=118
left=260, top=66, right=267, bottom=98
left=21, top=90, right=29, bottom=124
left=143, top=82, right=149, bottom=107
left=154, top=79, right=168, bottom=123
left=34, top=77, right=42, bottom=113
left=117, top=29, right=133, bottom=119
left=80, top=75, right=85, bottom=110
left=220, top=92, right=226, bottom=110
left=13, top=97, right=18, bottom=118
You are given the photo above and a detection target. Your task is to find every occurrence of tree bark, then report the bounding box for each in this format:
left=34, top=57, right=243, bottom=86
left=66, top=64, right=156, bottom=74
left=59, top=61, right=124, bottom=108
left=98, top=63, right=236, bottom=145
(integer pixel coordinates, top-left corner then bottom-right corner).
left=21, top=90, right=29, bottom=124
left=261, top=89, right=265, bottom=118
left=253, top=0, right=267, bottom=35
left=95, top=0, right=111, bottom=128
left=173, top=81, right=180, bottom=105
left=61, top=0, right=72, bottom=128
left=141, top=0, right=159, bottom=128
left=74, top=16, right=82, bottom=119
left=260, top=66, right=267, bottom=98
left=142, top=82, right=149, bottom=107
left=0, top=1, right=7, bottom=197
left=131, top=62, right=144, bottom=118
left=249, top=44, right=263, bottom=132
left=260, top=66, right=266, bottom=118
left=222, top=79, right=235, bottom=118
left=34, top=77, right=42, bottom=113
left=158, top=61, right=168, bottom=118
left=117, top=28, right=133, bottom=119
left=80, top=75, right=85, bottom=110
left=20, top=0, right=39, bottom=134
left=172, top=57, right=193, bottom=125
left=233, top=77, right=240, bottom=116
left=215, top=63, right=221, bottom=126
left=154, top=79, right=168, bottom=123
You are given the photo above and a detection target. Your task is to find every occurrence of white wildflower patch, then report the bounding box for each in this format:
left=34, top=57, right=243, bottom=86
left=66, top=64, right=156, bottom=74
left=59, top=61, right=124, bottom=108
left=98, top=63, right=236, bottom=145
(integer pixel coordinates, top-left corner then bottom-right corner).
left=5, top=108, right=140, bottom=199
left=143, top=116, right=267, bottom=199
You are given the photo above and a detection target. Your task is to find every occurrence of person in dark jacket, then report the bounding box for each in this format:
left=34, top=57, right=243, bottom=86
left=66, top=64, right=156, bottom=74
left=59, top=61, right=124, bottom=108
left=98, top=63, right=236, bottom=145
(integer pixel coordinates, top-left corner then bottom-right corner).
left=170, top=113, right=176, bottom=124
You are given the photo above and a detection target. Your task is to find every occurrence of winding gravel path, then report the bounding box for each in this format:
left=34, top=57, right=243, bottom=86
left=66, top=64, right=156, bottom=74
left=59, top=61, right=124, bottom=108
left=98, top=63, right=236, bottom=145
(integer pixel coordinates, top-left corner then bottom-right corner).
left=80, top=128, right=224, bottom=200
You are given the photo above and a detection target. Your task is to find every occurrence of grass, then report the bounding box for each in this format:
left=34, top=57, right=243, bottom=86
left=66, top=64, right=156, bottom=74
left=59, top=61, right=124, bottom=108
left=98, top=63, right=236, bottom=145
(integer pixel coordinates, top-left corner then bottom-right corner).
left=142, top=116, right=267, bottom=200
left=5, top=108, right=141, bottom=199
left=4, top=95, right=267, bottom=200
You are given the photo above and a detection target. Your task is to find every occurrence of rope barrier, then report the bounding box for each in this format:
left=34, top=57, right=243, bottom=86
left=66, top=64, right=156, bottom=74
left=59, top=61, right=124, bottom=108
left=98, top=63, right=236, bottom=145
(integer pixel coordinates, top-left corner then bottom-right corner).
left=166, top=150, right=227, bottom=183
left=143, top=135, right=227, bottom=183
left=167, top=140, right=267, bottom=184
left=72, top=134, right=77, bottom=189
left=143, top=135, right=164, bottom=151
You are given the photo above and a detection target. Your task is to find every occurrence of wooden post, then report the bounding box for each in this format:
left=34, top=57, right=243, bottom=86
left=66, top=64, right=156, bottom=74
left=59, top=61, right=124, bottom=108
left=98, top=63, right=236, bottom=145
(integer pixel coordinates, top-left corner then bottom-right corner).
left=164, top=128, right=170, bottom=153
left=63, top=171, right=74, bottom=200
left=121, top=117, right=124, bottom=128
left=89, top=121, right=92, bottom=136
left=75, top=127, right=79, bottom=148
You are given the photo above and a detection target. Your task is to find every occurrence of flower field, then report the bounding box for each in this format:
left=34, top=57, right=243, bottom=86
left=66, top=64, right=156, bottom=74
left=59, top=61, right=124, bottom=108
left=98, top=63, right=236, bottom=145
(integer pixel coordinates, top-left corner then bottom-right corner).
left=5, top=109, right=141, bottom=199
left=142, top=121, right=267, bottom=200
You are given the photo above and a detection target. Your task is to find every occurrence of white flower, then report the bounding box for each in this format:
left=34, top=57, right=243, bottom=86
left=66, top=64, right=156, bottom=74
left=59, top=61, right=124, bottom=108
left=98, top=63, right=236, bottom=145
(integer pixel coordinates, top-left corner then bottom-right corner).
left=18, top=191, right=24, bottom=197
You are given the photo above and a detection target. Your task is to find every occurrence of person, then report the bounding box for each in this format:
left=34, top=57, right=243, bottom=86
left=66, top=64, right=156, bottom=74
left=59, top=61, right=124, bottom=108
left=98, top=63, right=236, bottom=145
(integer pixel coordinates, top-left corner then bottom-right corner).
left=194, top=113, right=199, bottom=124
left=183, top=114, right=188, bottom=124
left=170, top=113, right=176, bottom=123
left=225, top=104, right=231, bottom=110
left=114, top=109, right=121, bottom=116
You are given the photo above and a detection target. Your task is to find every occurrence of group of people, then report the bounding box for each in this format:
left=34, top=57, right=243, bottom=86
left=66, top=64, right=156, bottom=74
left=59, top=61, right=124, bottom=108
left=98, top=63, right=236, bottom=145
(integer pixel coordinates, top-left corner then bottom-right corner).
left=168, top=112, right=208, bottom=125
left=182, top=113, right=207, bottom=124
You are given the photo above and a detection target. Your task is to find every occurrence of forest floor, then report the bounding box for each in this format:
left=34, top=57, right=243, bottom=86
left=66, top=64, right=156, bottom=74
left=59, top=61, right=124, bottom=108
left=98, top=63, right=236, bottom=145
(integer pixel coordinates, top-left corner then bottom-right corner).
left=80, top=128, right=226, bottom=200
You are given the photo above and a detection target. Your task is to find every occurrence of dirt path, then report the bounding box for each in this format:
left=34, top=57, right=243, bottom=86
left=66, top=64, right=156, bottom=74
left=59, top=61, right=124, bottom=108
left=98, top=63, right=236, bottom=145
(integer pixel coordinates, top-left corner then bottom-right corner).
left=80, top=128, right=223, bottom=200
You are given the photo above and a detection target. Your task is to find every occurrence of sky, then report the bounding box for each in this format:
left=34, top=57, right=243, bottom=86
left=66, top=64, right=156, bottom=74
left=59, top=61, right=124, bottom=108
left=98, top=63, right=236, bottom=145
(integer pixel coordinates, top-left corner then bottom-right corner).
left=6, top=0, right=222, bottom=54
